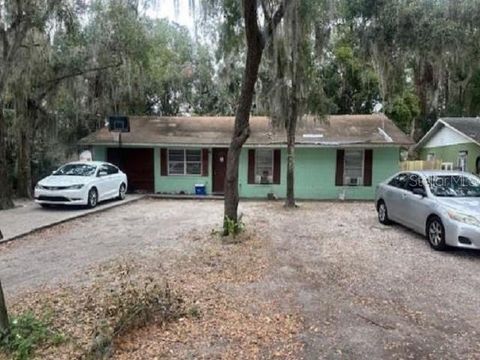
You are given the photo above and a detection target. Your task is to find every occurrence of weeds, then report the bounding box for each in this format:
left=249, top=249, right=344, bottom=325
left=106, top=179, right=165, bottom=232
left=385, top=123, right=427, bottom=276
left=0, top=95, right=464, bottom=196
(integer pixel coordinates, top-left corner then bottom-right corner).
left=223, top=214, right=246, bottom=237
left=86, top=263, right=184, bottom=359
left=0, top=312, right=64, bottom=360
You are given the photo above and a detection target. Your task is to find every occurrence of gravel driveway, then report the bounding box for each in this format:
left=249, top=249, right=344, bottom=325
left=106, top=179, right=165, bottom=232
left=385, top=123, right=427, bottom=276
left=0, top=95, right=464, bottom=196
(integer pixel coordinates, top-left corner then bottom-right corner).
left=1, top=199, right=479, bottom=359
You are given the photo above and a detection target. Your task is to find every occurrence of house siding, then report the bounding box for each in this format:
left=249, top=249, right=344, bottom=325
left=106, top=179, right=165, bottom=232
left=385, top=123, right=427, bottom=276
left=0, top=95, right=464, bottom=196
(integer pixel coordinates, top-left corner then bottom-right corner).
left=419, top=143, right=480, bottom=173
left=92, top=145, right=401, bottom=200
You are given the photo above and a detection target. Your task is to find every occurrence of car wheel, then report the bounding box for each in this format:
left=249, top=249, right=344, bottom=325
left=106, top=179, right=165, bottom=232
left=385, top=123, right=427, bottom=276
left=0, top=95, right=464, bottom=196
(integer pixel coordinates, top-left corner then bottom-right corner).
left=377, top=201, right=391, bottom=225
left=118, top=183, right=126, bottom=200
left=87, top=188, right=98, bottom=208
left=427, top=216, right=447, bottom=251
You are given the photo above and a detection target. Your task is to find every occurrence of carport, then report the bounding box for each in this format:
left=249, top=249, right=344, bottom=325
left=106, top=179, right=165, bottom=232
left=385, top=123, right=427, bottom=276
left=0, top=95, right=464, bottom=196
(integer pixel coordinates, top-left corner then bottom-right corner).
left=107, top=148, right=154, bottom=193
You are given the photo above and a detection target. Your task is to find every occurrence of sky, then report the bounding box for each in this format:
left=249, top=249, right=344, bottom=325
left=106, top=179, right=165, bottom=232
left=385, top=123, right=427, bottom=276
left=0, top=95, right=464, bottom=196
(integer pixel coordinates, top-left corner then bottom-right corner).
left=145, top=0, right=195, bottom=31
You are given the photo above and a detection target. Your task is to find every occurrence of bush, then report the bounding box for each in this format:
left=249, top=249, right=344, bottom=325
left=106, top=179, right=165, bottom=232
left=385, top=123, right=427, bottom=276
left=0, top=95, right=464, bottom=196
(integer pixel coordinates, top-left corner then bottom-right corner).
left=0, top=312, right=64, bottom=360
left=86, top=264, right=184, bottom=359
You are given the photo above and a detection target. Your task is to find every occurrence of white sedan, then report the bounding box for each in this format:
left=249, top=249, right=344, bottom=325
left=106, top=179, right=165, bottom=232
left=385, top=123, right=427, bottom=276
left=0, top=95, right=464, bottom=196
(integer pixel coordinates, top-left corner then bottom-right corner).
left=34, top=161, right=128, bottom=208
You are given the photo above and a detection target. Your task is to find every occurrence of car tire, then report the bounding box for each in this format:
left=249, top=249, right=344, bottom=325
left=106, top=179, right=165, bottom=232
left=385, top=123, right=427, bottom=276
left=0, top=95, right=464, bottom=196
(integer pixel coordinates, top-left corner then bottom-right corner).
left=377, top=200, right=391, bottom=225
left=87, top=188, right=98, bottom=209
left=426, top=216, right=447, bottom=251
left=118, top=183, right=126, bottom=200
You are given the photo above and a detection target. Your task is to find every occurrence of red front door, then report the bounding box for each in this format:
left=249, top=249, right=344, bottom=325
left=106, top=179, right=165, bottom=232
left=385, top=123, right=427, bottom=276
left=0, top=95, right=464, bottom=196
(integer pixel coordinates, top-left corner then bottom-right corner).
left=212, top=148, right=228, bottom=194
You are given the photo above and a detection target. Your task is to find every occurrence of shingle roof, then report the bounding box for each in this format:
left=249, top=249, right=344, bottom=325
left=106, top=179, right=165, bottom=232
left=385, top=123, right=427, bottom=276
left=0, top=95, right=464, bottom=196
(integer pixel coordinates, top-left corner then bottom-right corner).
left=441, top=117, right=480, bottom=143
left=414, top=117, right=480, bottom=150
left=78, top=114, right=412, bottom=147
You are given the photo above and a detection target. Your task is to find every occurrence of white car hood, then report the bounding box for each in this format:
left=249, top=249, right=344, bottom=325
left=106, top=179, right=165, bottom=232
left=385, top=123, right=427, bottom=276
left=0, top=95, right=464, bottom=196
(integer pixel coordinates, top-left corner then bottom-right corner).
left=39, top=175, right=91, bottom=187
left=436, top=197, right=480, bottom=216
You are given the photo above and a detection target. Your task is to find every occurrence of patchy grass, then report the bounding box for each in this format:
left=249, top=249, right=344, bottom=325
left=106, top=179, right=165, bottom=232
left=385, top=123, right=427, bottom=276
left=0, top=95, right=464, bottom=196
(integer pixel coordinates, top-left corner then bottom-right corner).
left=0, top=312, right=64, bottom=360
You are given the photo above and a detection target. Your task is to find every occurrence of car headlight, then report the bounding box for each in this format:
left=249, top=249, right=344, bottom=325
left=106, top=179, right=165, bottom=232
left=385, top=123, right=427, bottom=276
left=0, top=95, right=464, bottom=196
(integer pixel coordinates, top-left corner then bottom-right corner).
left=65, top=184, right=84, bottom=190
left=35, top=184, right=44, bottom=190
left=447, top=210, right=480, bottom=227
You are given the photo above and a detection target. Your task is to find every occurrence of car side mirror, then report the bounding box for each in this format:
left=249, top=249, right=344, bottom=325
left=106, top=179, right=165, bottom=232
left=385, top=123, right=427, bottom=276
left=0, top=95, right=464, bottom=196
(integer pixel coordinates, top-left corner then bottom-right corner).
left=412, top=188, right=426, bottom=197
left=97, top=170, right=108, bottom=177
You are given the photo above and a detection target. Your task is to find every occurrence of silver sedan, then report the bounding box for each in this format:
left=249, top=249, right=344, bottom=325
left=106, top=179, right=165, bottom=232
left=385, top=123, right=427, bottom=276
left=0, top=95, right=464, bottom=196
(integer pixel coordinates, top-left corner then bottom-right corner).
left=375, top=170, right=480, bottom=251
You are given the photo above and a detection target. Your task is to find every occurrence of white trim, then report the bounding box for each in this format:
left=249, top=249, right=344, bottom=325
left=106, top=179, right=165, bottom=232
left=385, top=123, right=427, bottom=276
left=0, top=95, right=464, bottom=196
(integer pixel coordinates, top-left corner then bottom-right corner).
left=254, top=149, right=275, bottom=185
left=415, top=119, right=480, bottom=151
left=343, top=149, right=364, bottom=186
left=167, top=148, right=202, bottom=176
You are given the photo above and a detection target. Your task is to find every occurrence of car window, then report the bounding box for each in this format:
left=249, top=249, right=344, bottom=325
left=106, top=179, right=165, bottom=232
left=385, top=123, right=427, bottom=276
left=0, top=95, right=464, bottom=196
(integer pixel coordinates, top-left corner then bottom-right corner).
left=404, top=174, right=425, bottom=192
left=98, top=165, right=109, bottom=175
left=54, top=164, right=96, bottom=176
left=388, top=173, right=409, bottom=189
left=427, top=174, right=480, bottom=197
left=106, top=165, right=119, bottom=175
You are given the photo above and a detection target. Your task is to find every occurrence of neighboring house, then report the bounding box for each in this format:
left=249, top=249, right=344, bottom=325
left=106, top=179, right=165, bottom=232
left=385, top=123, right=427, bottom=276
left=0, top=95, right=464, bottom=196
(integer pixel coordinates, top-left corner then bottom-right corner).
left=415, top=117, right=480, bottom=174
left=78, top=114, right=412, bottom=200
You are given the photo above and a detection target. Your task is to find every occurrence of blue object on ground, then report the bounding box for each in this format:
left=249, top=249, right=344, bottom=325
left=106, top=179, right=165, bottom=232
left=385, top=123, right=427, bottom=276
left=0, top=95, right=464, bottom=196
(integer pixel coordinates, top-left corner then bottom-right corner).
left=195, top=184, right=206, bottom=195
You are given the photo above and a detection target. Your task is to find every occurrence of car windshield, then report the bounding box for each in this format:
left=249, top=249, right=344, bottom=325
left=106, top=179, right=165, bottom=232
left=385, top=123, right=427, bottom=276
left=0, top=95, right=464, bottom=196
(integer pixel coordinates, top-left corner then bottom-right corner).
left=427, top=175, right=480, bottom=197
left=54, top=164, right=97, bottom=176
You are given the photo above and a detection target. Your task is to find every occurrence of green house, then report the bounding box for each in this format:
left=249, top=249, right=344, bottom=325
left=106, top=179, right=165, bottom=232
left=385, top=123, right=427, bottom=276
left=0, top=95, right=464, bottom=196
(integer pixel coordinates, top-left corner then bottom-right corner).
left=415, top=118, right=480, bottom=174
left=78, top=114, right=412, bottom=200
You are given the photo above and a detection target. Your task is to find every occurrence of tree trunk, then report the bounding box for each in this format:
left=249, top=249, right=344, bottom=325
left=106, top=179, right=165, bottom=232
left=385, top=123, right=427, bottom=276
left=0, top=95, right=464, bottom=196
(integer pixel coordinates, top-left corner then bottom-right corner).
left=0, top=280, right=9, bottom=336
left=0, top=101, right=14, bottom=210
left=223, top=0, right=266, bottom=233
left=285, top=0, right=299, bottom=208
left=16, top=126, right=33, bottom=198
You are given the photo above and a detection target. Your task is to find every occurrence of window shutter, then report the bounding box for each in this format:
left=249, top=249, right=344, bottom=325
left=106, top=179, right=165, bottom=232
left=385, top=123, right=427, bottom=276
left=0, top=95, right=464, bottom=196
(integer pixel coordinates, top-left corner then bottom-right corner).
left=248, top=149, right=256, bottom=184
left=335, top=149, right=345, bottom=186
left=273, top=149, right=281, bottom=184
left=160, top=148, right=168, bottom=176
left=202, top=149, right=209, bottom=176
left=364, top=149, right=373, bottom=186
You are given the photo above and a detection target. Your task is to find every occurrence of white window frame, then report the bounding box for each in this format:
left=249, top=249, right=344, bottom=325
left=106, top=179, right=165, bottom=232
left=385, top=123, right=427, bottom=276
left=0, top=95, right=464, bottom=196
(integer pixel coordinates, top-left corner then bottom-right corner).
left=255, top=149, right=274, bottom=185
left=167, top=149, right=202, bottom=176
left=343, top=149, right=364, bottom=186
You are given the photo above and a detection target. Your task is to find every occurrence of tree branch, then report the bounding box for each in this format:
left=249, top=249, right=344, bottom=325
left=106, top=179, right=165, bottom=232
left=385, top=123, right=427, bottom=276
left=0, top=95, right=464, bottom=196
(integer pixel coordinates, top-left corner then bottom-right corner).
left=261, top=0, right=287, bottom=47
left=39, top=60, right=123, bottom=98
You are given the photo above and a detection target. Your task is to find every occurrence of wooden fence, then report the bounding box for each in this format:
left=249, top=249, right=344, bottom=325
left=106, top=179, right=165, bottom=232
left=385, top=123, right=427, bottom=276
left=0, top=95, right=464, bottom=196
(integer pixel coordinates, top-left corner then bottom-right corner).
left=400, top=159, right=443, bottom=171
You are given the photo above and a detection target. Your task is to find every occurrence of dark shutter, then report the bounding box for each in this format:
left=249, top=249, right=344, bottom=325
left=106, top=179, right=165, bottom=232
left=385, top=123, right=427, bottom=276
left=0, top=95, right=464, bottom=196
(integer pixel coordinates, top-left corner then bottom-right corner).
left=160, top=148, right=168, bottom=176
left=273, top=149, right=281, bottom=184
left=335, top=149, right=345, bottom=186
left=202, top=149, right=209, bottom=176
left=364, top=149, right=373, bottom=186
left=248, top=149, right=256, bottom=184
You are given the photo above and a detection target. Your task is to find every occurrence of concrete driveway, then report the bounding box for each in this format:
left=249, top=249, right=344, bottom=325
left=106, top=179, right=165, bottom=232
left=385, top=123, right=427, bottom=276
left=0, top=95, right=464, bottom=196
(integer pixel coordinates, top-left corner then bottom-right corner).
left=0, top=195, right=143, bottom=243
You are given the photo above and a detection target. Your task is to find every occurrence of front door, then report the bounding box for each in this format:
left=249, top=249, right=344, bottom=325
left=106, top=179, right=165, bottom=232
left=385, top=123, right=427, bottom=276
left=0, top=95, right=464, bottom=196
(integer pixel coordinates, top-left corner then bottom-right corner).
left=212, top=148, right=228, bottom=194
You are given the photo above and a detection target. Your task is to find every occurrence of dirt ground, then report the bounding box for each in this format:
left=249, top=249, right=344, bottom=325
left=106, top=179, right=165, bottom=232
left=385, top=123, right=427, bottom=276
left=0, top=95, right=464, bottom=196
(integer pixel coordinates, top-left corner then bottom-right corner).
left=1, top=199, right=480, bottom=359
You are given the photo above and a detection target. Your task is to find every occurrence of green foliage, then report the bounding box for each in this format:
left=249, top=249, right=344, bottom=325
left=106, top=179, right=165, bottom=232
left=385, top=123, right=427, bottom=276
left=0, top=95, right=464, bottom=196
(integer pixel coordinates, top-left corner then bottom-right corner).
left=385, top=91, right=420, bottom=132
left=223, top=215, right=246, bottom=237
left=0, top=312, right=64, bottom=360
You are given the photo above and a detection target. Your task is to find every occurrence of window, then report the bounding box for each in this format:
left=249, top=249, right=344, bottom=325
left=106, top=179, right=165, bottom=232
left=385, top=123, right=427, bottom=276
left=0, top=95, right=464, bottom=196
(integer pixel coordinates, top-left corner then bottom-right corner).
left=106, top=164, right=119, bottom=175
left=255, top=149, right=274, bottom=184
left=388, top=173, right=409, bottom=189
left=344, top=150, right=364, bottom=186
left=457, top=151, right=468, bottom=171
left=404, top=174, right=425, bottom=192
left=168, top=149, right=201, bottom=175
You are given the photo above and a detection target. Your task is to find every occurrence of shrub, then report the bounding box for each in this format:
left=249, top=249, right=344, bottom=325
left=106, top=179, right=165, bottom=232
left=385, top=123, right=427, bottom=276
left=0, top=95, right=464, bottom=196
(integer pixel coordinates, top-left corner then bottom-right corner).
left=86, top=264, right=184, bottom=359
